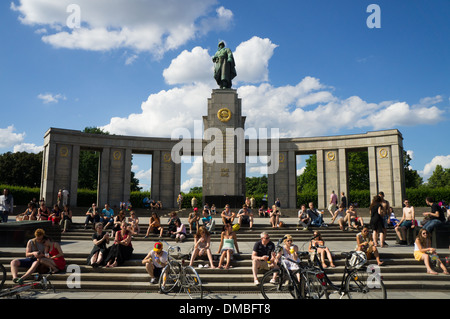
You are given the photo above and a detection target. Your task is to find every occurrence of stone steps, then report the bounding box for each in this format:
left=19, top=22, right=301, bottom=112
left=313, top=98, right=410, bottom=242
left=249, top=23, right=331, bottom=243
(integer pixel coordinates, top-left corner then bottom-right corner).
left=2, top=250, right=449, bottom=293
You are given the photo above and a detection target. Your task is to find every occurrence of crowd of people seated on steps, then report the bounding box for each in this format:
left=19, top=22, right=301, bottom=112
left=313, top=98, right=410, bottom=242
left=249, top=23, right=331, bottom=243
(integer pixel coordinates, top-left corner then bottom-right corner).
left=9, top=194, right=449, bottom=286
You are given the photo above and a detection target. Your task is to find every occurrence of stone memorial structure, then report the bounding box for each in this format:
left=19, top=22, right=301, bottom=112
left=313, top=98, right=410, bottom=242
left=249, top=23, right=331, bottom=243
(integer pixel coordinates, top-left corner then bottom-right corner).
left=40, top=41, right=406, bottom=209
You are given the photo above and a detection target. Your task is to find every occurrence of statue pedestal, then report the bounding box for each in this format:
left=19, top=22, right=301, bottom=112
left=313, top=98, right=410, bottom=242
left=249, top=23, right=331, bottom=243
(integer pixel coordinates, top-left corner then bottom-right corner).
left=202, top=89, right=246, bottom=208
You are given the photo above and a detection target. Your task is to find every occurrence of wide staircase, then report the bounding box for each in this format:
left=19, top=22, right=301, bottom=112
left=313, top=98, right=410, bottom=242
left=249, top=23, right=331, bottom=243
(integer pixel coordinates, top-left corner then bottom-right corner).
left=1, top=208, right=449, bottom=295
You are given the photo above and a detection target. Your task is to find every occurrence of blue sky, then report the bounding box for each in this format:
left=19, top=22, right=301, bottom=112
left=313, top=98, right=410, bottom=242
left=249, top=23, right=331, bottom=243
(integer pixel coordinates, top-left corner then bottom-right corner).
left=0, top=0, right=449, bottom=192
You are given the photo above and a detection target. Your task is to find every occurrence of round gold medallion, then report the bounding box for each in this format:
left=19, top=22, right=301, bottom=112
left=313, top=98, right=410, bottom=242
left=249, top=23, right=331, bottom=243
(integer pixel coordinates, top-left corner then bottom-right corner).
left=113, top=151, right=122, bottom=161
left=60, top=146, right=69, bottom=157
left=217, top=108, right=232, bottom=122
left=163, top=153, right=172, bottom=163
left=379, top=148, right=388, bottom=158
left=327, top=151, right=335, bottom=161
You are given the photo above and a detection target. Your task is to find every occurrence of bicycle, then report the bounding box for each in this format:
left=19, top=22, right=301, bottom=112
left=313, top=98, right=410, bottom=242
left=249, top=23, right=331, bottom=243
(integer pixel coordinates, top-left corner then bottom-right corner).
left=158, top=241, right=203, bottom=299
left=260, top=236, right=328, bottom=299
left=0, top=273, right=56, bottom=299
left=308, top=239, right=387, bottom=299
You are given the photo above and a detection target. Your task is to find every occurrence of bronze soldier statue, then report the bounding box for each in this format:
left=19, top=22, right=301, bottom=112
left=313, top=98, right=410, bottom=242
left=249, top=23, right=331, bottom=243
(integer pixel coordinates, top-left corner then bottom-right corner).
left=212, top=41, right=237, bottom=89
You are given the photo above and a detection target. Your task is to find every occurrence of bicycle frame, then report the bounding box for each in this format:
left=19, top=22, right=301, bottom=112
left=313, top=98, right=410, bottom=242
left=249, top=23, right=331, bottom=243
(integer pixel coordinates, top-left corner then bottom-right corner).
left=0, top=274, right=55, bottom=299
left=308, top=242, right=353, bottom=297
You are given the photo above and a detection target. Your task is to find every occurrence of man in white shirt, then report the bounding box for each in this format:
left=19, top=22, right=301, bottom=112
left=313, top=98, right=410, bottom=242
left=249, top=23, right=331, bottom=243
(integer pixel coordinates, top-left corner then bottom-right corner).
left=0, top=188, right=13, bottom=223
left=62, top=188, right=70, bottom=206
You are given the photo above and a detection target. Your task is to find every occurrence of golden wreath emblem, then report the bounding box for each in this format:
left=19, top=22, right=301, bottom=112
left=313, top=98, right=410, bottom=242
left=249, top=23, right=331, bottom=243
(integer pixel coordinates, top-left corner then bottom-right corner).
left=327, top=151, right=336, bottom=161
left=60, top=146, right=69, bottom=157
left=279, top=153, right=285, bottom=163
left=217, top=108, right=232, bottom=122
left=113, top=151, right=122, bottom=161
left=379, top=148, right=388, bottom=158
left=163, top=153, right=172, bottom=163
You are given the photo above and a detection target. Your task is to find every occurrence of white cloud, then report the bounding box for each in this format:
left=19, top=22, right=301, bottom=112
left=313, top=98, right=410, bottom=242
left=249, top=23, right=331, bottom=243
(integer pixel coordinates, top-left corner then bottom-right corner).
left=125, top=54, right=138, bottom=66
left=297, top=167, right=306, bottom=176
left=233, top=36, right=278, bottom=83
left=420, top=155, right=450, bottom=181
left=102, top=36, right=448, bottom=145
left=13, top=143, right=43, bottom=154
left=12, top=0, right=233, bottom=58
left=359, top=102, right=444, bottom=130
left=163, top=47, right=213, bottom=85
left=102, top=83, right=211, bottom=137
left=38, top=93, right=66, bottom=104
left=0, top=126, right=26, bottom=149
left=181, top=157, right=203, bottom=192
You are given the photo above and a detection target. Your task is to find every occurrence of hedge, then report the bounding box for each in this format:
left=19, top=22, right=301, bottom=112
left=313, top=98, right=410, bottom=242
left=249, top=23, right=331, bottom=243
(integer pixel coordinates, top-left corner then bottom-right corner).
left=3, top=184, right=448, bottom=209
left=0, top=184, right=41, bottom=206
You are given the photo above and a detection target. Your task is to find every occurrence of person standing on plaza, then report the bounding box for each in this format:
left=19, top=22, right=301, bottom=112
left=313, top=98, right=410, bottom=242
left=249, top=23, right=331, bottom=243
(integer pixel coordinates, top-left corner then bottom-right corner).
left=0, top=188, right=13, bottom=223
left=340, top=192, right=347, bottom=209
left=61, top=188, right=70, bottom=206
left=328, top=190, right=338, bottom=218
left=177, top=193, right=183, bottom=210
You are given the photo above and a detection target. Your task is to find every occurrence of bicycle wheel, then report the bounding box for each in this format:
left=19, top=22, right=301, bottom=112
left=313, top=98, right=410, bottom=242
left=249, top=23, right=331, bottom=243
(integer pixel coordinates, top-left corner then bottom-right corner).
left=159, top=262, right=181, bottom=294
left=0, top=264, right=6, bottom=290
left=300, top=270, right=329, bottom=299
left=182, top=266, right=203, bottom=299
left=345, top=268, right=387, bottom=299
left=35, top=276, right=56, bottom=293
left=260, top=269, right=300, bottom=299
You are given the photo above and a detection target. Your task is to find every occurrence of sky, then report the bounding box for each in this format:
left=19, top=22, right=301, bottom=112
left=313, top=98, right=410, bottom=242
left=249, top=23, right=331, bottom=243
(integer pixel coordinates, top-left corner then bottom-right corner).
left=0, top=0, right=449, bottom=193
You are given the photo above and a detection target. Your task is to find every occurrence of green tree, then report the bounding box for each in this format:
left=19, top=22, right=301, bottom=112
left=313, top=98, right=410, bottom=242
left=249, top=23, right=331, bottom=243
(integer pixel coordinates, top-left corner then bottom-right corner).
left=297, top=155, right=317, bottom=193
left=0, top=152, right=42, bottom=187
left=427, top=165, right=450, bottom=188
left=246, top=176, right=268, bottom=195
left=78, top=127, right=141, bottom=192
left=188, top=186, right=203, bottom=194
left=347, top=152, right=369, bottom=190
left=403, top=150, right=423, bottom=188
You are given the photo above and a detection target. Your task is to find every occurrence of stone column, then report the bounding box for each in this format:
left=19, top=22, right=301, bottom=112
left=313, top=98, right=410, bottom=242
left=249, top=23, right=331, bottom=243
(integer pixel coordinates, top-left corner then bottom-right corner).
left=97, top=147, right=110, bottom=207
left=42, top=144, right=78, bottom=206
left=317, top=149, right=339, bottom=210
left=202, top=89, right=246, bottom=205
left=338, top=148, right=348, bottom=206
left=268, top=151, right=296, bottom=209
left=151, top=150, right=180, bottom=208
left=391, top=144, right=405, bottom=207
left=69, top=145, right=80, bottom=207
left=368, top=145, right=401, bottom=206
left=40, top=141, right=57, bottom=204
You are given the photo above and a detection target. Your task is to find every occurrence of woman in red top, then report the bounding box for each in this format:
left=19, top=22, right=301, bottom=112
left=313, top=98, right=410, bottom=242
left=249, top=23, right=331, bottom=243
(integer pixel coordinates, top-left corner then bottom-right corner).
left=41, top=237, right=67, bottom=273
left=104, top=221, right=134, bottom=268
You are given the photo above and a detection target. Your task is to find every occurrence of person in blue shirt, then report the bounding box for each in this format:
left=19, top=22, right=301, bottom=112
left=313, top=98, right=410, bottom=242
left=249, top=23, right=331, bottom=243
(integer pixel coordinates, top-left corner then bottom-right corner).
left=102, top=204, right=115, bottom=230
